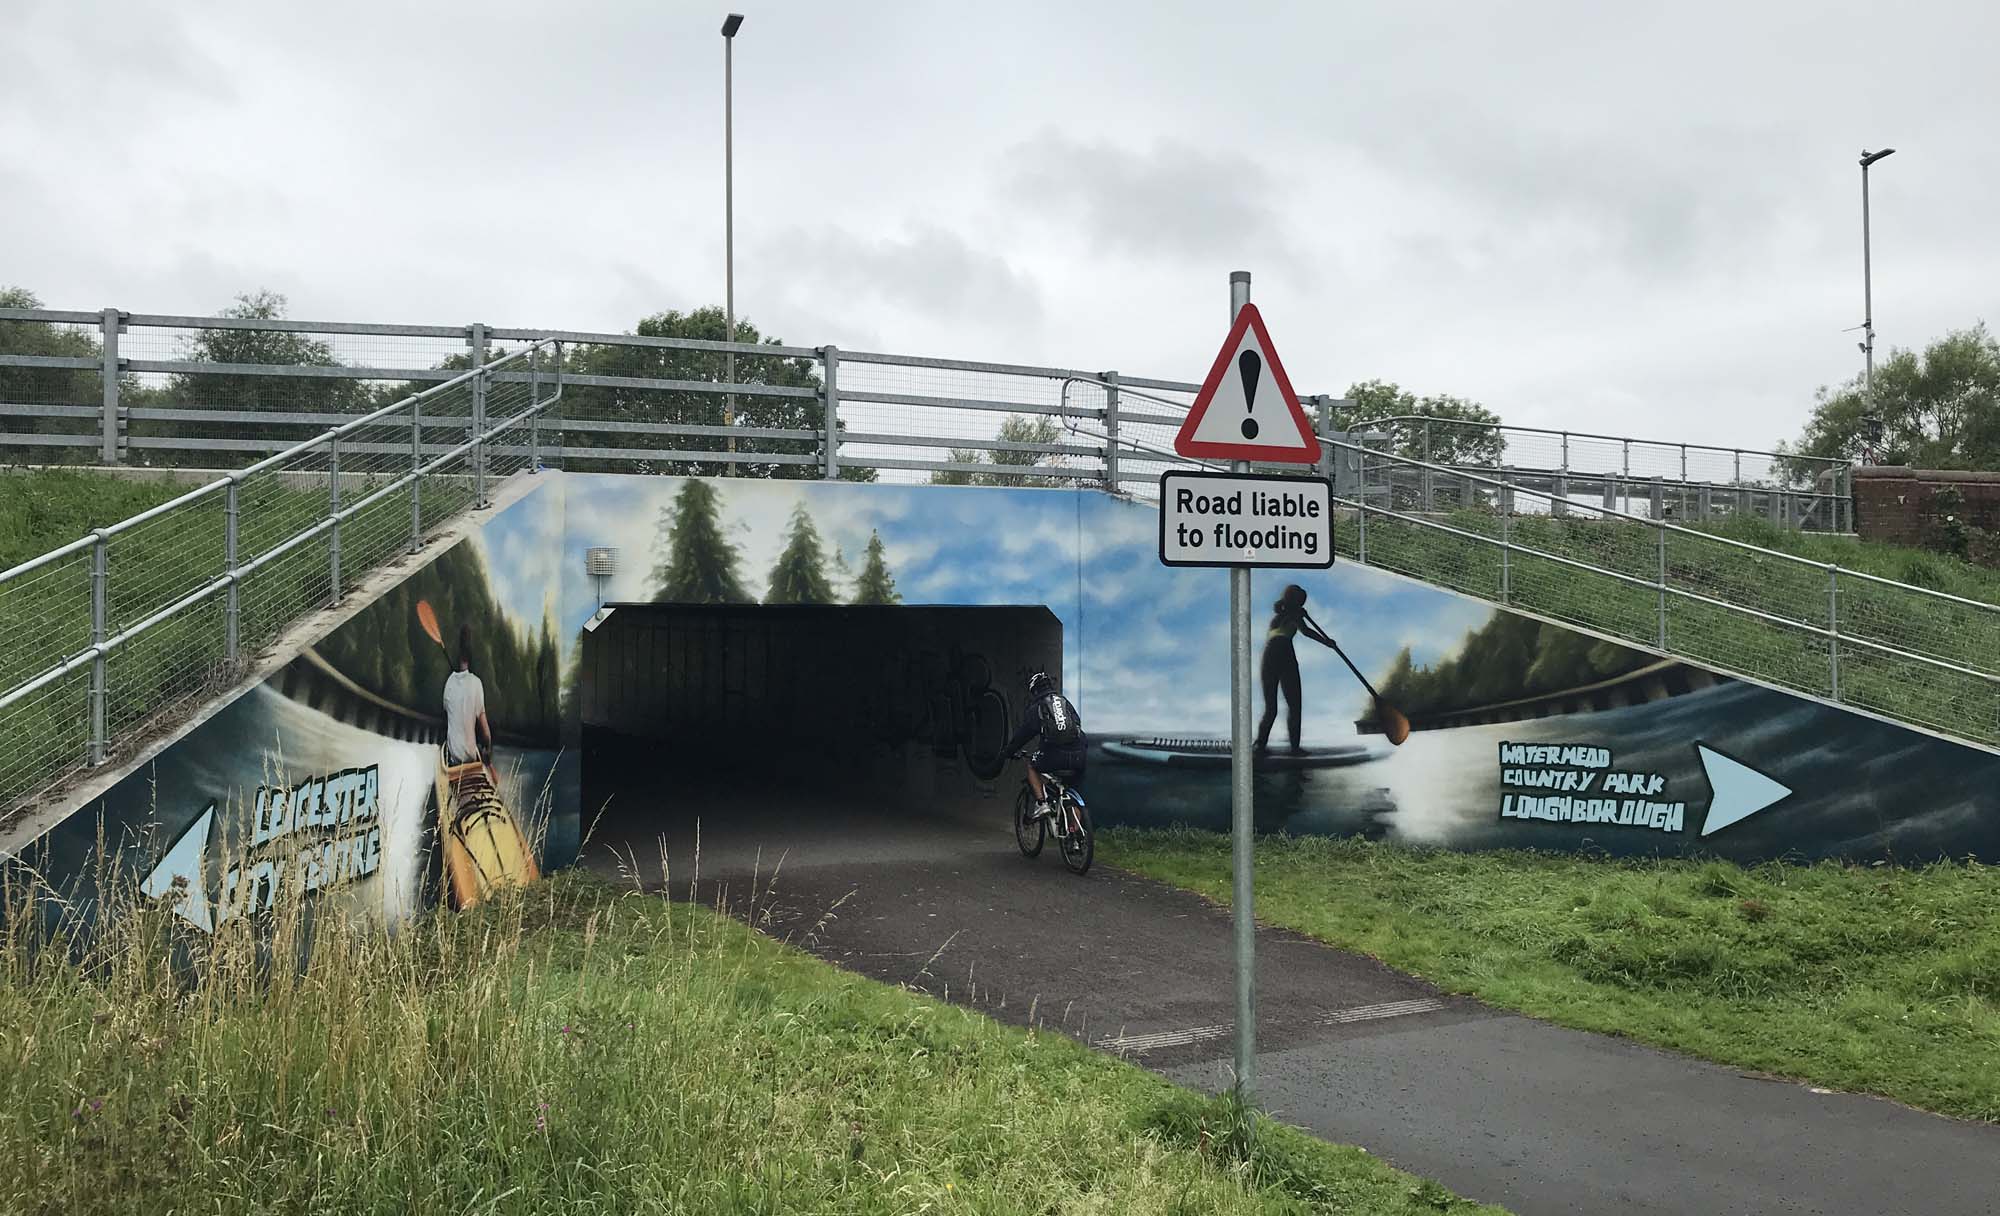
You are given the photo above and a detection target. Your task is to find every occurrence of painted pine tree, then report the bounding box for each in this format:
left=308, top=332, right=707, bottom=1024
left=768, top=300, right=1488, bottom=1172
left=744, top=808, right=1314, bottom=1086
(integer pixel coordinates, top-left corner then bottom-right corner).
left=851, top=529, right=901, bottom=605
left=764, top=502, right=837, bottom=604
left=830, top=544, right=853, bottom=602
left=651, top=479, right=750, bottom=603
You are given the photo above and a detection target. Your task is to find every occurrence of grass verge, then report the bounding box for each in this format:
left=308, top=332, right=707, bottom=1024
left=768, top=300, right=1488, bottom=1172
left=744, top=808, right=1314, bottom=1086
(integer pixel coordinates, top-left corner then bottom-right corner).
left=0, top=868, right=1502, bottom=1214
left=1101, top=829, right=2000, bottom=1123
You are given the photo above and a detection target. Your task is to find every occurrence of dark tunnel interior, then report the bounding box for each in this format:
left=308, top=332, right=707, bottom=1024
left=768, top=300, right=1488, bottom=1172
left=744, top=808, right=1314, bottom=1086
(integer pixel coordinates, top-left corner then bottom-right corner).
left=578, top=604, right=1062, bottom=877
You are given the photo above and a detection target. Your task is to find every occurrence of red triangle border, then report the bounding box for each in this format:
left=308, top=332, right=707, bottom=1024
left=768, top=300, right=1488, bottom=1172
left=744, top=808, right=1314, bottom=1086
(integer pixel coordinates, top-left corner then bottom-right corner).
left=1172, top=303, right=1321, bottom=464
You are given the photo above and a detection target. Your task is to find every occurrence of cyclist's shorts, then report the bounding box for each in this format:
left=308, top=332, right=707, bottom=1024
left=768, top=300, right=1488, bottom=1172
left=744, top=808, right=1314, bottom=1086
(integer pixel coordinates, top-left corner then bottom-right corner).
left=1030, top=745, right=1087, bottom=780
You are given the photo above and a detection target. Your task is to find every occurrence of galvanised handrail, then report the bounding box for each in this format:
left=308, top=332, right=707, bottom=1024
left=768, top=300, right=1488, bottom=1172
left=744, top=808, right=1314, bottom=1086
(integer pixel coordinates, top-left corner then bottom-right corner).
left=0, top=340, right=562, bottom=808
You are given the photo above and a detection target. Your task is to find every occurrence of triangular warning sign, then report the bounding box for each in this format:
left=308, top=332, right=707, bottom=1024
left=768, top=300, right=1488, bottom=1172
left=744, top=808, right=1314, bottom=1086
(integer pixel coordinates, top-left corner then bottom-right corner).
left=1173, top=303, right=1320, bottom=463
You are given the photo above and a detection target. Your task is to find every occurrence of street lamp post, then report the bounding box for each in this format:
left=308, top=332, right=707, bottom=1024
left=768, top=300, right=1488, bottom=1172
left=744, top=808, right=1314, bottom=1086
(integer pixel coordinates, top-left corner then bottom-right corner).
left=1859, top=148, right=1895, bottom=403
left=722, top=12, right=744, bottom=474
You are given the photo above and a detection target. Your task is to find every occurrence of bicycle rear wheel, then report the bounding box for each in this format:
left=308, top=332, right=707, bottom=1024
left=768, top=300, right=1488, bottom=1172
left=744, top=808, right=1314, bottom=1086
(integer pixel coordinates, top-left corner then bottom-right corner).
left=1014, top=787, right=1045, bottom=858
left=1059, top=794, right=1093, bottom=875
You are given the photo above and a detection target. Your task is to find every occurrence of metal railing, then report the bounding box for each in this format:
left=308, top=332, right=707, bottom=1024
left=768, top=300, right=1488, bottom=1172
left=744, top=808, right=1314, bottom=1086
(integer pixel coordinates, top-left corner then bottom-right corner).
left=0, top=307, right=1840, bottom=533
left=1346, top=414, right=1851, bottom=532
left=1331, top=439, right=2000, bottom=751
left=0, top=341, right=562, bottom=812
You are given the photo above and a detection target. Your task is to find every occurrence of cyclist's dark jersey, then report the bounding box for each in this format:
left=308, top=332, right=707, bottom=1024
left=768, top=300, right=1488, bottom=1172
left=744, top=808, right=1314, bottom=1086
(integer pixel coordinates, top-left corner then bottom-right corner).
left=1005, top=692, right=1086, bottom=777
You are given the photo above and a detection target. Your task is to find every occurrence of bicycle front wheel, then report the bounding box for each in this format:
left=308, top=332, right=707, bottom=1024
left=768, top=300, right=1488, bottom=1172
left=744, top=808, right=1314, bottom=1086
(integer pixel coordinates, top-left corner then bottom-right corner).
left=1059, top=795, right=1093, bottom=875
left=1014, top=787, right=1045, bottom=858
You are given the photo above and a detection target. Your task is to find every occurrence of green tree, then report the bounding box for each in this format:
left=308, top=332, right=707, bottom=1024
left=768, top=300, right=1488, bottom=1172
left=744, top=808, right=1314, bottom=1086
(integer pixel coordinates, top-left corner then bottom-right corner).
left=560, top=307, right=874, bottom=481
left=763, top=502, right=837, bottom=605
left=0, top=286, right=108, bottom=462
left=928, top=414, right=1065, bottom=486
left=651, top=478, right=750, bottom=603
left=851, top=530, right=901, bottom=605
left=151, top=290, right=374, bottom=466
left=1336, top=380, right=1505, bottom=466
left=173, top=291, right=371, bottom=409
left=1781, top=325, right=2000, bottom=472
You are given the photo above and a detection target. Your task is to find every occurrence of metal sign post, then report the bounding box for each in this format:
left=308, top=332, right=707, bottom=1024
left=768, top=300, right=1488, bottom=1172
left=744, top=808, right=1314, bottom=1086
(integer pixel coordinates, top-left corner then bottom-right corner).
left=1226, top=271, right=1256, bottom=1101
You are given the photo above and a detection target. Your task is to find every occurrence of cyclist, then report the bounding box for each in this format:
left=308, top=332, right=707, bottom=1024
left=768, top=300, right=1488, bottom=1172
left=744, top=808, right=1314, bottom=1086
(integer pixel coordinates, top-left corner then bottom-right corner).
left=1003, top=670, right=1086, bottom=818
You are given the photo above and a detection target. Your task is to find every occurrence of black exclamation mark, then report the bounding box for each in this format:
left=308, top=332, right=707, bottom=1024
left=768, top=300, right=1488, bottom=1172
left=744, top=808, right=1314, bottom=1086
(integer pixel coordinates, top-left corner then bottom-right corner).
left=1238, top=350, right=1262, bottom=439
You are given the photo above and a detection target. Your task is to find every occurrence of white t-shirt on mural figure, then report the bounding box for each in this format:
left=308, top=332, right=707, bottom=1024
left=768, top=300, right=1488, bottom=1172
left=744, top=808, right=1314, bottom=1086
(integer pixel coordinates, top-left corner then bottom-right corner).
left=442, top=670, right=486, bottom=764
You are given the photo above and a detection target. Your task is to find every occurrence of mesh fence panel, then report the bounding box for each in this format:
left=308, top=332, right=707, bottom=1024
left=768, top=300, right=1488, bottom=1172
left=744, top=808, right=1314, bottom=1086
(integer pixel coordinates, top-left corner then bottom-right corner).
left=0, top=547, right=93, bottom=700
left=0, top=313, right=105, bottom=460
left=837, top=356, right=1105, bottom=486
left=113, top=320, right=471, bottom=471
left=1347, top=417, right=1847, bottom=530
left=0, top=668, right=92, bottom=813
left=552, top=341, right=820, bottom=477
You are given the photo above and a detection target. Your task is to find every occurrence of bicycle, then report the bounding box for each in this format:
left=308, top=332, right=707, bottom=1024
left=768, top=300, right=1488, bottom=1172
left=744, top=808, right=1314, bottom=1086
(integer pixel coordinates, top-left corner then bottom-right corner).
left=1013, top=763, right=1093, bottom=876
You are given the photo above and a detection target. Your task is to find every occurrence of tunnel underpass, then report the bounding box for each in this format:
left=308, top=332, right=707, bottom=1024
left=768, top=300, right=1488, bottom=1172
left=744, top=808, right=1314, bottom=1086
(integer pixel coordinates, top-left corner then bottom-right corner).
left=577, top=603, right=1062, bottom=887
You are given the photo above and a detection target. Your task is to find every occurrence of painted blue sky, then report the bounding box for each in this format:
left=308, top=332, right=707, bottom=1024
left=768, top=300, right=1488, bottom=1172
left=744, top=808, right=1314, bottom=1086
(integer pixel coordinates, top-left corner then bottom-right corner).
left=468, top=479, right=565, bottom=637
left=546, top=474, right=1492, bottom=738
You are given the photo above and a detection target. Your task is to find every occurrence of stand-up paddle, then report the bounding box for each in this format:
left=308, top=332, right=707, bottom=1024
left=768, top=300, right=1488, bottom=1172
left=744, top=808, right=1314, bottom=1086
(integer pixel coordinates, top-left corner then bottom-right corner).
left=1304, top=609, right=1411, bottom=746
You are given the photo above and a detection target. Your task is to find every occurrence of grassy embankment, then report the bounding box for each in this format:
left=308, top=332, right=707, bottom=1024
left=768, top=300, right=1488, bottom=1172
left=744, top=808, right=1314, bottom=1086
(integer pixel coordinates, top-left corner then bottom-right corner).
left=1345, top=508, right=2000, bottom=745
left=0, top=866, right=1501, bottom=1215
left=1103, top=830, right=2000, bottom=1123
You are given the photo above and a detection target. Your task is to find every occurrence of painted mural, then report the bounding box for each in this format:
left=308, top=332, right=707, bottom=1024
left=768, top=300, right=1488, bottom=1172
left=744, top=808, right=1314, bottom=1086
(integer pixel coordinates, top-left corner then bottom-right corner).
left=8, top=478, right=580, bottom=935
left=13, top=464, right=2000, bottom=939
left=562, top=472, right=2000, bottom=864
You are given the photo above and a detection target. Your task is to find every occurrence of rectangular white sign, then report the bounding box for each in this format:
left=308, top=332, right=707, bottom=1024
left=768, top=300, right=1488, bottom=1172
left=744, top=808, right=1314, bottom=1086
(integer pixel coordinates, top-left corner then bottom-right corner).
left=1158, top=470, right=1333, bottom=569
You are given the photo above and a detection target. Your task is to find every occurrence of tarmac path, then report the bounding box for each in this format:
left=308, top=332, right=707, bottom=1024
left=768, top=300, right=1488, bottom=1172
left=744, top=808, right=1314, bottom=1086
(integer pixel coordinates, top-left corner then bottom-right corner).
left=584, top=799, right=1999, bottom=1215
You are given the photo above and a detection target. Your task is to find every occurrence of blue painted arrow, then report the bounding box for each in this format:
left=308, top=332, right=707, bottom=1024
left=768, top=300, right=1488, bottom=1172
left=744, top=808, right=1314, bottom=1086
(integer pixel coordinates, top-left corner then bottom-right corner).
left=1696, top=746, right=1792, bottom=837
left=140, top=803, right=215, bottom=932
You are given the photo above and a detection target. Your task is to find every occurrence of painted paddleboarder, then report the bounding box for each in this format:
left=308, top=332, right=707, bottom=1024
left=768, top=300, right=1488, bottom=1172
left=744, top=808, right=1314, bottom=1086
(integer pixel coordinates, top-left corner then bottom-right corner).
left=1255, top=584, right=1337, bottom=756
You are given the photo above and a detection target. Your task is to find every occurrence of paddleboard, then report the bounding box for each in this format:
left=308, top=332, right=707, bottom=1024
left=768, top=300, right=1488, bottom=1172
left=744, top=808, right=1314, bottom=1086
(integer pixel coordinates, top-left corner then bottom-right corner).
left=435, top=754, right=541, bottom=910
left=1100, top=737, right=1383, bottom=770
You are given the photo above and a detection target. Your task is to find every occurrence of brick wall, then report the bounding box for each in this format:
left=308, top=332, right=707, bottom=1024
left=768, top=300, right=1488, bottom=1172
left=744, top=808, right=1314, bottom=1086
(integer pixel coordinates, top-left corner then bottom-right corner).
left=1852, top=466, right=2000, bottom=551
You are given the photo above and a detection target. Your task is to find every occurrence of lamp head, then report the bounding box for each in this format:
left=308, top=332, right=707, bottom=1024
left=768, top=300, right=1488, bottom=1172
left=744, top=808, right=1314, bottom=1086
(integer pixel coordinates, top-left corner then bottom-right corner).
left=1859, top=148, right=1896, bottom=167
left=721, top=13, right=744, bottom=37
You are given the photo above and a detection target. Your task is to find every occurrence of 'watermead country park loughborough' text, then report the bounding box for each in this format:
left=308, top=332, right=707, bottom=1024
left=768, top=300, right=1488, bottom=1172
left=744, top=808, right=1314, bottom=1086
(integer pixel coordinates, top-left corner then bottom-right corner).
left=1496, top=743, right=1689, bottom=833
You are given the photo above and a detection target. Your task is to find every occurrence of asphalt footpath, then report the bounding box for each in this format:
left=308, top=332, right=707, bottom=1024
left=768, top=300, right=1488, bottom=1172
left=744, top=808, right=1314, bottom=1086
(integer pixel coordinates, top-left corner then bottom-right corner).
left=584, top=800, right=2000, bottom=1216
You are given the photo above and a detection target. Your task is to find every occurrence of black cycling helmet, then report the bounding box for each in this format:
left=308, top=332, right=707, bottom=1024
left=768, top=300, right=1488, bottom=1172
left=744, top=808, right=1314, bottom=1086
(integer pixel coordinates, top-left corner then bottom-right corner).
left=1027, top=670, right=1055, bottom=697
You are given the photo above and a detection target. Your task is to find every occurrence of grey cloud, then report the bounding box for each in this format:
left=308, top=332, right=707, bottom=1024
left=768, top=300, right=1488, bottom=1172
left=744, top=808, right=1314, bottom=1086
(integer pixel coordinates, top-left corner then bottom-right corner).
left=1, top=2, right=235, bottom=108
left=763, top=225, right=1044, bottom=332
left=1363, top=107, right=1817, bottom=277
left=1008, top=132, right=1297, bottom=261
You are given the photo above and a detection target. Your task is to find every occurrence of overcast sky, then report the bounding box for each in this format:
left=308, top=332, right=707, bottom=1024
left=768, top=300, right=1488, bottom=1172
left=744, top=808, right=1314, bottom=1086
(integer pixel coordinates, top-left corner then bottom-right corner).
left=5, top=0, right=1995, bottom=451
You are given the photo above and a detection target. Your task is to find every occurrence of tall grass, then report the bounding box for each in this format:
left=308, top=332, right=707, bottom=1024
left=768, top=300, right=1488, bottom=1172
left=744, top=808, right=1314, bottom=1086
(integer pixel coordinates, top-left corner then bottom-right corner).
left=0, top=847, right=1500, bottom=1215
